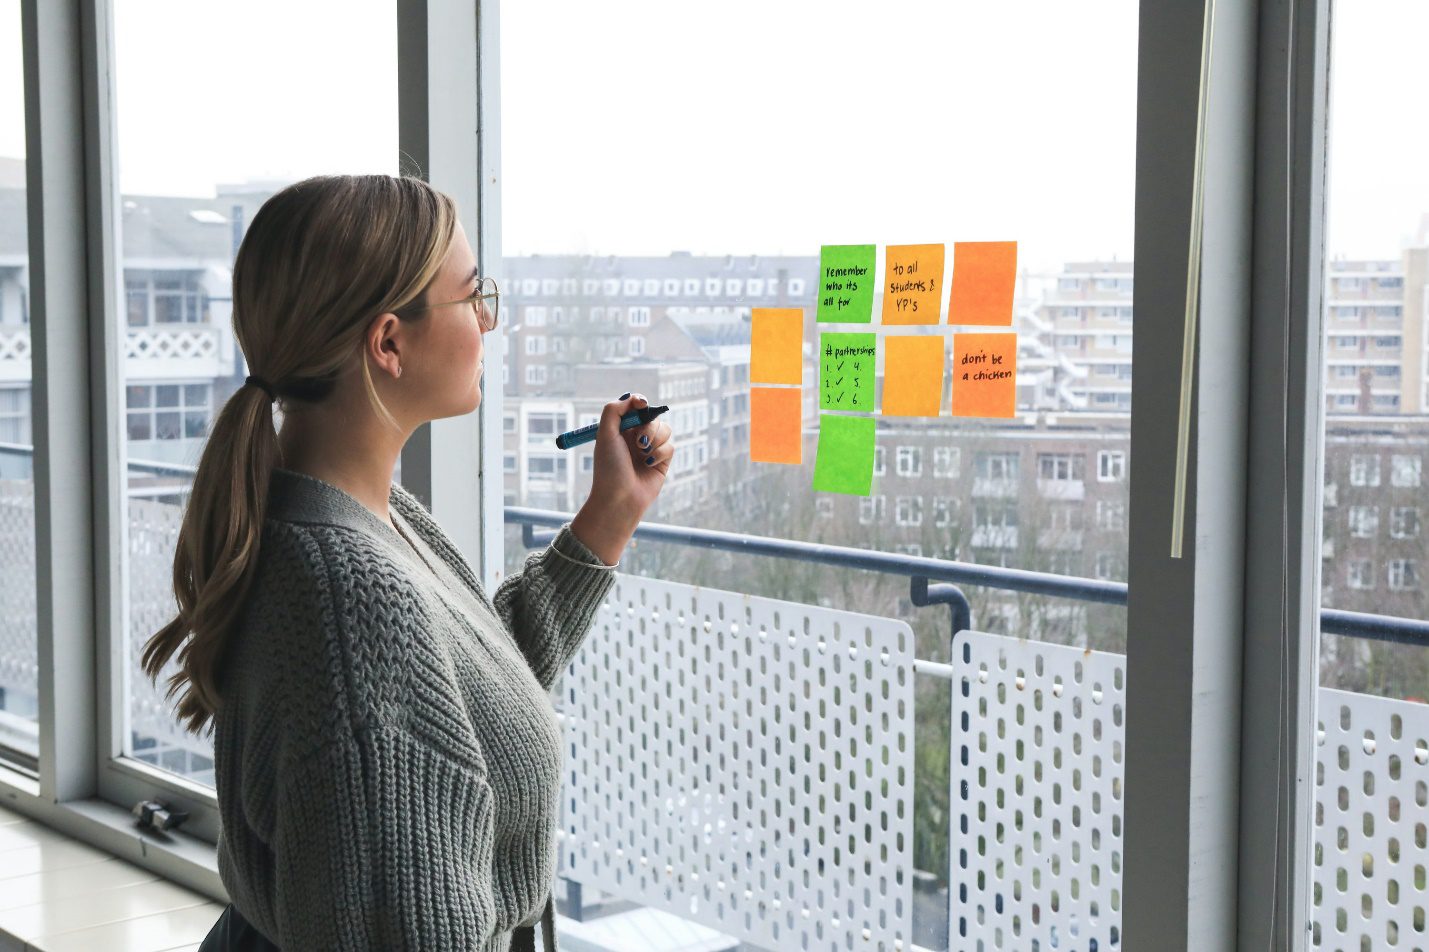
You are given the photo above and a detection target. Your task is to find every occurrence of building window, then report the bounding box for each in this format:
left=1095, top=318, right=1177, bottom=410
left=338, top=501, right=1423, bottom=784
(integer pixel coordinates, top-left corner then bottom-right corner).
left=933, top=497, right=957, bottom=528
left=816, top=497, right=834, bottom=519
left=524, top=335, right=547, bottom=355
left=894, top=496, right=923, bottom=527
left=503, top=413, right=516, bottom=433
left=525, top=365, right=547, bottom=386
left=858, top=495, right=886, bottom=525
left=524, top=306, right=547, bottom=327
left=581, top=454, right=594, bottom=473
left=503, top=454, right=516, bottom=474
left=125, top=271, right=208, bottom=326
left=976, top=452, right=1019, bottom=481
left=1038, top=453, right=1085, bottom=481
left=1390, top=454, right=1422, bottom=488
left=1097, top=450, right=1126, bottom=481
left=788, top=278, right=805, bottom=296
left=1348, top=505, right=1380, bottom=538
left=0, top=387, right=30, bottom=443
left=1348, top=559, right=1374, bottom=590
left=1388, top=559, right=1419, bottom=592
left=933, top=446, right=960, bottom=478
left=1349, top=454, right=1380, bottom=487
left=873, top=445, right=886, bottom=477
left=1390, top=507, right=1420, bottom=539
left=125, top=382, right=212, bottom=441
left=895, top=446, right=922, bottom=478
left=630, top=337, right=646, bottom=357
left=1095, top=499, right=1126, bottom=531
left=629, top=306, right=651, bottom=327
left=1095, top=553, right=1126, bottom=581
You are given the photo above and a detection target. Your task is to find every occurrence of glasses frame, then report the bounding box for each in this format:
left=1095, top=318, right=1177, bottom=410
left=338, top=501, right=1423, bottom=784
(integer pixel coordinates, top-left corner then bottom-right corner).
left=404, top=275, right=500, bottom=331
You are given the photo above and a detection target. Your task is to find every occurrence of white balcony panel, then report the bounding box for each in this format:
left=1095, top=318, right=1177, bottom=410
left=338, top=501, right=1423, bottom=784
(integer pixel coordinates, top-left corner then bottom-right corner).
left=125, top=326, right=226, bottom=380
left=0, top=329, right=31, bottom=384
left=558, top=574, right=917, bottom=952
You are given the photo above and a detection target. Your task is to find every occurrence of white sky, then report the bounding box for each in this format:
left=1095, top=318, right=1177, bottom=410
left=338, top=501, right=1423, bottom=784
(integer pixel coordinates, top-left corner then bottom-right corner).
left=0, top=0, right=1425, bottom=269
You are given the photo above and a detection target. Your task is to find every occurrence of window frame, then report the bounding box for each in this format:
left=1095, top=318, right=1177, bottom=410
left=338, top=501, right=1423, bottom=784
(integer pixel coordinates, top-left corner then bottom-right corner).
left=3, top=0, right=1335, bottom=943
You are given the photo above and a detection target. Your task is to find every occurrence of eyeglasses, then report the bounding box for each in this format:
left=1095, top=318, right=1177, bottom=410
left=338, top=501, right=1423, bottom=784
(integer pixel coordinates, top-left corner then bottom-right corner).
left=404, top=276, right=500, bottom=332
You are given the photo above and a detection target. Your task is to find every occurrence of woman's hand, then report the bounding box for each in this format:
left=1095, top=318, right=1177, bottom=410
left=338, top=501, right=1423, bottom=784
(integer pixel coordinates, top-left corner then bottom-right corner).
left=569, top=392, right=674, bottom=565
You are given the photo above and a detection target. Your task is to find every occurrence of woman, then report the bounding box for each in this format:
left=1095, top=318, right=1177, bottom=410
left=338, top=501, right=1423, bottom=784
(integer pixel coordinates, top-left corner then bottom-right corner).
left=142, top=174, right=672, bottom=951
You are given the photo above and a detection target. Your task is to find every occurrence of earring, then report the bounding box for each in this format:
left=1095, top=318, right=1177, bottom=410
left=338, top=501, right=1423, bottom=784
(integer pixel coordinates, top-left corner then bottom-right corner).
left=396, top=365, right=402, bottom=378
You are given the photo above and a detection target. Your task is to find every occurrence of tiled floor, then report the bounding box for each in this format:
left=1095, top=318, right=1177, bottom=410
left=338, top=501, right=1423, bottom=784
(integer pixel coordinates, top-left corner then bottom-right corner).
left=0, top=803, right=222, bottom=952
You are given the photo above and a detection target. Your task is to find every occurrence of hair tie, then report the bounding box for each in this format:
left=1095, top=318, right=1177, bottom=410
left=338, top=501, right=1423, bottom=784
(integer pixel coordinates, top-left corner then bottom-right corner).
left=245, top=375, right=277, bottom=402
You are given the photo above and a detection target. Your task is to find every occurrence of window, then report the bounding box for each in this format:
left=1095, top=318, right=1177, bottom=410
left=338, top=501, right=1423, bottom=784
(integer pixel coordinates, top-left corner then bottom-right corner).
left=503, top=413, right=516, bottom=433
left=1387, top=560, right=1419, bottom=592
left=895, top=446, right=922, bottom=478
left=1349, top=454, right=1380, bottom=487
left=1038, top=453, right=1085, bottom=482
left=1348, top=505, right=1379, bottom=538
left=933, top=497, right=957, bottom=528
left=816, top=497, right=834, bottom=519
left=1347, top=559, right=1375, bottom=590
left=933, top=446, right=960, bottom=478
left=524, top=335, right=547, bottom=355
left=525, top=305, right=547, bottom=326
left=629, top=306, right=651, bottom=327
left=858, top=495, right=886, bottom=525
left=525, top=365, right=547, bottom=385
left=1097, top=450, right=1126, bottom=482
left=581, top=454, right=594, bottom=473
left=1095, top=553, right=1126, bottom=581
left=629, top=337, right=646, bottom=357
left=975, top=452, right=1019, bottom=482
left=1390, top=455, right=1421, bottom=488
left=894, top=497, right=923, bottom=527
left=1096, top=499, right=1126, bottom=531
left=873, top=445, right=886, bottom=477
left=124, top=271, right=208, bottom=326
left=503, top=454, right=517, bottom=473
left=1389, top=507, right=1419, bottom=539
left=125, top=383, right=212, bottom=442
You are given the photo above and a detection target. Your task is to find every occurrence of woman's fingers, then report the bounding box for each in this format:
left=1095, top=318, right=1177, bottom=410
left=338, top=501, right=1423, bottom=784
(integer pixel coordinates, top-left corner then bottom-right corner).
left=629, top=419, right=671, bottom=454
left=636, top=436, right=675, bottom=472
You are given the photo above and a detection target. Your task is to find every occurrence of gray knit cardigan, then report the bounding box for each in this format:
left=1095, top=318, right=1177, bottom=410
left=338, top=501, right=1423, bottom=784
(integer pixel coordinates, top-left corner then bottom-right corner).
left=213, top=466, right=617, bottom=950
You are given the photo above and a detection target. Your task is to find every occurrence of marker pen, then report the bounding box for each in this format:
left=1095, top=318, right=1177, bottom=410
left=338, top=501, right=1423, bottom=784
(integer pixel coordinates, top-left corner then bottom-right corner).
left=555, top=405, right=669, bottom=449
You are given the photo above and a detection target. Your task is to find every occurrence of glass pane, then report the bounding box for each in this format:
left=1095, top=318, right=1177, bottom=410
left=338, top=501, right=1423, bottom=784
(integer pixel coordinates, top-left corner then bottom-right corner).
left=501, top=1, right=1138, bottom=945
left=114, top=0, right=398, bottom=787
left=1314, top=4, right=1429, bottom=948
left=0, top=0, right=37, bottom=773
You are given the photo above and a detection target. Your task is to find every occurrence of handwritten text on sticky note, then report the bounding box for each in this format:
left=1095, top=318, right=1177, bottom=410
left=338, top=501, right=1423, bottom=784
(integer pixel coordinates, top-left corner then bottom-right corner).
left=882, top=244, right=944, bottom=325
left=949, top=241, right=1017, bottom=326
left=817, top=245, right=875, bottom=323
left=951, top=333, right=1018, bottom=418
left=819, top=332, right=876, bottom=411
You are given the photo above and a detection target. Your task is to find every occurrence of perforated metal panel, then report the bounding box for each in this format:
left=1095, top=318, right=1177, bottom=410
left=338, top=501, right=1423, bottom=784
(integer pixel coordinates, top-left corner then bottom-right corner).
left=950, top=630, right=1125, bottom=951
left=556, top=574, right=918, bottom=951
left=1312, top=687, right=1429, bottom=952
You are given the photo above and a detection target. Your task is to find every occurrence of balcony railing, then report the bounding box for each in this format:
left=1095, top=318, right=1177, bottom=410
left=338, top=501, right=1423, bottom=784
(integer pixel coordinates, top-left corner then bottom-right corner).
left=0, top=444, right=1426, bottom=950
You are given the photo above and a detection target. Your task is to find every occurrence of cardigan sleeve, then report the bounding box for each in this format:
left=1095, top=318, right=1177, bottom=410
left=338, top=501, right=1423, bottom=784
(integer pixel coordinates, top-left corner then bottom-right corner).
left=267, top=724, right=500, bottom=950
left=491, top=524, right=618, bottom=690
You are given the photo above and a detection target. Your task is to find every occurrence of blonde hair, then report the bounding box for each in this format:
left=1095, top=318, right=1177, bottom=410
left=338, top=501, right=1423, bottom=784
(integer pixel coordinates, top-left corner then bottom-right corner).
left=141, top=173, right=459, bottom=736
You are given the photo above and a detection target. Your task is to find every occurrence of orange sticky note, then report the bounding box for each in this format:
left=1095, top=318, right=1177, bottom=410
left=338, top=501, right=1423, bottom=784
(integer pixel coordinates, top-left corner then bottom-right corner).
left=750, top=308, right=803, bottom=384
left=882, top=244, right=944, bottom=325
left=750, top=387, right=803, bottom=464
left=881, top=335, right=944, bottom=417
left=948, top=241, right=1017, bottom=326
left=951, top=333, right=1017, bottom=418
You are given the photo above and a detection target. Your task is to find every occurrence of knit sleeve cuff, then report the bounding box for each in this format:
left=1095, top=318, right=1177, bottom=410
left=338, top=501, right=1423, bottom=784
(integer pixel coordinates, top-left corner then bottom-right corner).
left=537, top=523, right=618, bottom=618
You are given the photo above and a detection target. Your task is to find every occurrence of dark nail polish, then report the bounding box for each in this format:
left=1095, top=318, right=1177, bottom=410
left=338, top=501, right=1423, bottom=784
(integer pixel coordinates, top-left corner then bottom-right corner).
left=639, top=435, right=650, bottom=447
left=644, top=455, right=655, bottom=466
left=619, top=392, right=631, bottom=400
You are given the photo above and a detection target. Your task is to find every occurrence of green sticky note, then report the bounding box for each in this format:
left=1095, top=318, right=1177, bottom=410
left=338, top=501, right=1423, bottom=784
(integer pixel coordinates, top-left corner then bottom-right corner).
left=819, top=332, right=877, bottom=411
left=813, top=414, right=876, bottom=495
left=816, top=244, right=876, bottom=323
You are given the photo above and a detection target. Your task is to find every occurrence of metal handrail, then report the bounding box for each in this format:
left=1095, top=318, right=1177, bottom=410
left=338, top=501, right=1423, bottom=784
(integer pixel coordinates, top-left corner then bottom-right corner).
left=3, top=445, right=1423, bottom=648
left=506, top=506, right=1429, bottom=649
